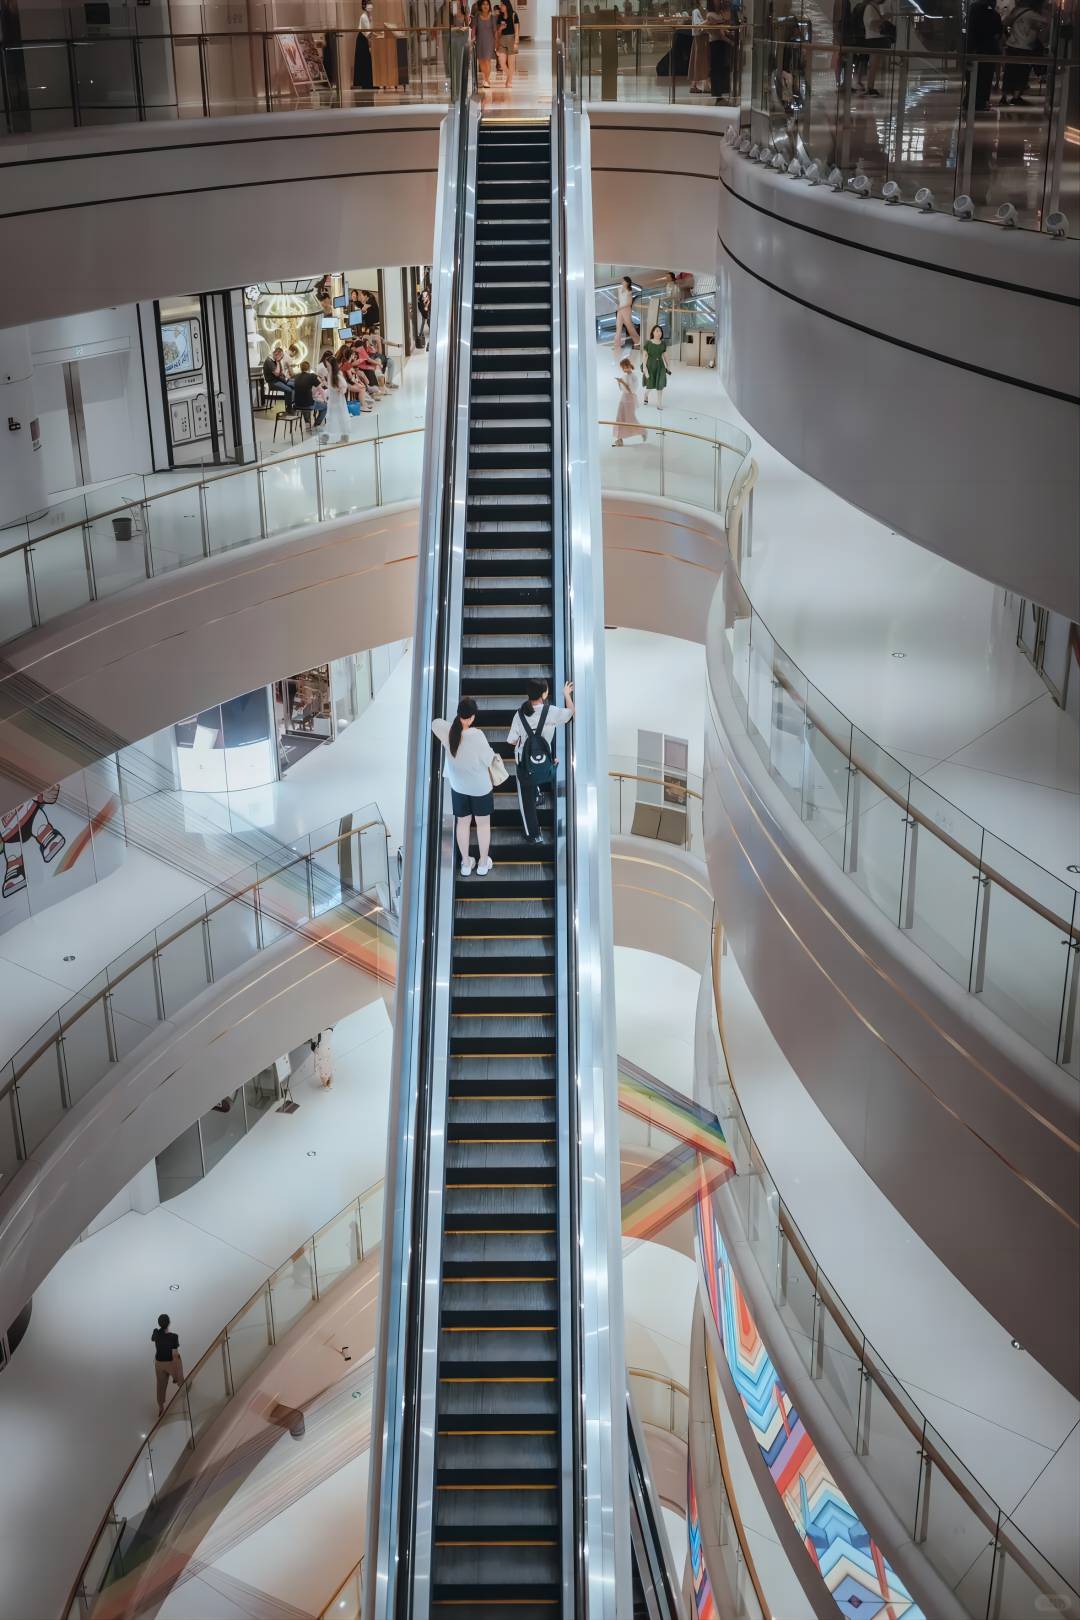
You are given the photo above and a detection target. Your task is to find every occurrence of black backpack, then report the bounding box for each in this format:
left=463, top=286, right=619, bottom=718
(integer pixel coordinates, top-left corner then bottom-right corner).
left=517, top=702, right=554, bottom=785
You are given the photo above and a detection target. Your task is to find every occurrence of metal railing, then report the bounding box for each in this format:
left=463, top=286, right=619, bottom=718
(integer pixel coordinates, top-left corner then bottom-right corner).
left=557, top=15, right=749, bottom=108
left=64, top=1179, right=384, bottom=1620
left=627, top=1366, right=690, bottom=1444
left=746, top=29, right=1079, bottom=235
left=609, top=756, right=705, bottom=858
left=0, top=810, right=395, bottom=1194
left=708, top=551, right=1080, bottom=1076
left=705, top=920, right=1080, bottom=1620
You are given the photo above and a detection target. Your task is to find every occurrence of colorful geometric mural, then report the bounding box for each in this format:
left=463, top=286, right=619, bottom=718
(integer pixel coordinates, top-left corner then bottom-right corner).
left=695, top=1169, right=926, bottom=1620
left=687, top=1454, right=718, bottom=1620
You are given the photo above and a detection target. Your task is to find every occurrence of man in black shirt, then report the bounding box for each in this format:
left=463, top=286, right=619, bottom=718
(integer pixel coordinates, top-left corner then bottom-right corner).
left=262, top=346, right=294, bottom=409
left=291, top=361, right=326, bottom=426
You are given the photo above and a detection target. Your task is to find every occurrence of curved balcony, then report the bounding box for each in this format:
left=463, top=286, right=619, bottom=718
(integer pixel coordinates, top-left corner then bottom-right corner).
left=63, top=1176, right=384, bottom=1620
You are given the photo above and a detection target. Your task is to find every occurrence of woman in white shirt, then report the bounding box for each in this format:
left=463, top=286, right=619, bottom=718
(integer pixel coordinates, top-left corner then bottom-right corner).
left=689, top=7, right=711, bottom=92
left=432, top=697, right=498, bottom=876
left=317, top=349, right=352, bottom=444
left=613, top=275, right=639, bottom=357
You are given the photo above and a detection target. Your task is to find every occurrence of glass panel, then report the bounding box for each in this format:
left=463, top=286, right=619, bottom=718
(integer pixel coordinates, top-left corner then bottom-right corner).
left=745, top=613, right=775, bottom=769
left=156, top=903, right=211, bottom=1017
left=377, top=430, right=424, bottom=507
left=204, top=468, right=263, bottom=556
left=768, top=644, right=806, bottom=814
left=28, top=530, right=93, bottom=624
left=59, top=984, right=113, bottom=1107
left=256, top=858, right=312, bottom=942
left=73, top=40, right=137, bottom=110
left=143, top=487, right=205, bottom=574
left=979, top=833, right=1076, bottom=1066
left=358, top=1183, right=386, bottom=1260
left=262, top=455, right=319, bottom=538
left=0, top=1080, right=22, bottom=1186
left=801, top=681, right=852, bottom=868
left=745, top=1148, right=780, bottom=1293
left=187, top=1339, right=231, bottom=1441
left=80, top=1518, right=123, bottom=1606
left=860, top=1355, right=923, bottom=1537
left=107, top=936, right=162, bottom=1059
left=113, top=1443, right=156, bottom=1527
left=847, top=729, right=911, bottom=926
left=775, top=1229, right=817, bottom=1371
left=902, top=779, right=982, bottom=988
left=919, top=1429, right=999, bottom=1598
left=225, top=1291, right=273, bottom=1391
left=991, top=1517, right=1077, bottom=1620
left=0, top=544, right=34, bottom=643
left=314, top=1201, right=363, bottom=1298
left=269, top=1240, right=317, bottom=1339
left=200, top=1089, right=246, bottom=1175
left=87, top=509, right=149, bottom=601
left=816, top=1282, right=864, bottom=1451
left=12, top=1038, right=66, bottom=1157
left=244, top=1065, right=280, bottom=1122
left=597, top=425, right=659, bottom=498
left=202, top=35, right=268, bottom=118
left=360, top=821, right=391, bottom=900
left=320, top=439, right=377, bottom=519
left=147, top=1396, right=193, bottom=1495
left=206, top=895, right=259, bottom=982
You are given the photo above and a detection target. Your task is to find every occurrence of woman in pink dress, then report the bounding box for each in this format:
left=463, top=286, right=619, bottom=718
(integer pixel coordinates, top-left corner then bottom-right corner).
left=611, top=357, right=647, bottom=446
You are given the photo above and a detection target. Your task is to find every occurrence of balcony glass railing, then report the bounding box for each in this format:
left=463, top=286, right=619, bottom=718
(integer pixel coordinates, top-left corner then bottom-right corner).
left=609, top=754, right=705, bottom=859
left=0, top=411, right=753, bottom=648
left=702, top=919, right=1080, bottom=1620
left=0, top=809, right=395, bottom=1196
left=707, top=555, right=1080, bottom=1075
left=64, top=1180, right=384, bottom=1620
left=742, top=30, right=1078, bottom=236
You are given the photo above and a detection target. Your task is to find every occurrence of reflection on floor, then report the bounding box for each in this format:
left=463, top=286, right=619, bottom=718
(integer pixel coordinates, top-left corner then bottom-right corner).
left=593, top=338, right=1080, bottom=882
left=0, top=999, right=391, bottom=1620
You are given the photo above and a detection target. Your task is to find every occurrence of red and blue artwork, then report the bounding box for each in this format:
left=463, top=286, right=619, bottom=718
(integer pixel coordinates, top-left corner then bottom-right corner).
left=696, top=1170, right=925, bottom=1620
left=687, top=1454, right=717, bottom=1620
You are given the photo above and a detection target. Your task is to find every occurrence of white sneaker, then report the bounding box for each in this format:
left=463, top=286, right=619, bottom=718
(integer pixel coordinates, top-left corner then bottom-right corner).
left=476, top=857, right=493, bottom=876
left=460, top=857, right=475, bottom=877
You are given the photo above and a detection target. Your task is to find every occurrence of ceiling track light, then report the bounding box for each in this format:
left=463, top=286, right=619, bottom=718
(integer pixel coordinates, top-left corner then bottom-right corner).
left=996, top=202, right=1019, bottom=228
left=787, top=158, right=802, bottom=177
left=1045, top=210, right=1069, bottom=238
left=847, top=173, right=871, bottom=197
left=881, top=180, right=902, bottom=205
left=803, top=161, right=822, bottom=184
left=827, top=167, right=844, bottom=191
left=914, top=186, right=934, bottom=212
left=952, top=194, right=975, bottom=220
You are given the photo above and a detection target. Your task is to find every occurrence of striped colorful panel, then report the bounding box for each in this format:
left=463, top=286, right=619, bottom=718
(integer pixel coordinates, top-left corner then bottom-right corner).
left=622, top=1142, right=733, bottom=1241
left=618, top=1069, right=735, bottom=1170
left=687, top=1453, right=717, bottom=1620
left=695, top=1174, right=925, bottom=1620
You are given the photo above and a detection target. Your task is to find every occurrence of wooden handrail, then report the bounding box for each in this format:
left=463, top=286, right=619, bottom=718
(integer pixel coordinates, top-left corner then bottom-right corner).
left=627, top=1365, right=691, bottom=1402
left=2, top=819, right=388, bottom=1093
left=609, top=768, right=703, bottom=802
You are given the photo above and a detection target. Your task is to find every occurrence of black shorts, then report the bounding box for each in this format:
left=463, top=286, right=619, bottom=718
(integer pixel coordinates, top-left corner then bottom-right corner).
left=451, top=787, right=494, bottom=817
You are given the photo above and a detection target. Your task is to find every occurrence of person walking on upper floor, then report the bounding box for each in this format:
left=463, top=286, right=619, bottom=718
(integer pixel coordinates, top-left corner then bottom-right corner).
left=860, top=0, right=896, bottom=96
left=473, top=0, right=498, bottom=88
left=433, top=697, right=500, bottom=876
left=642, top=324, right=671, bottom=408
left=612, top=357, right=647, bottom=445
left=152, top=1313, right=183, bottom=1418
left=508, top=680, right=575, bottom=844
left=318, top=349, right=353, bottom=442
left=613, top=275, right=639, bottom=356
left=495, top=0, right=521, bottom=86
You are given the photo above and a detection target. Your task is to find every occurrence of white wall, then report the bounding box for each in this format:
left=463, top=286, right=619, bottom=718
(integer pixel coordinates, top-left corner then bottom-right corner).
left=28, top=305, right=154, bottom=497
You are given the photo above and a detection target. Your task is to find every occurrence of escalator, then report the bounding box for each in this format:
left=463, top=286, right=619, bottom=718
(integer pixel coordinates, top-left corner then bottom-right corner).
left=431, top=116, right=563, bottom=1618
left=368, top=55, right=637, bottom=1620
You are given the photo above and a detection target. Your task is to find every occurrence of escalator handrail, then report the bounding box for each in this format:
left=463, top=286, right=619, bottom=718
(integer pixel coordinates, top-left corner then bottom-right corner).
left=365, top=45, right=476, bottom=1620
left=627, top=1392, right=683, bottom=1620
left=553, top=45, right=633, bottom=1620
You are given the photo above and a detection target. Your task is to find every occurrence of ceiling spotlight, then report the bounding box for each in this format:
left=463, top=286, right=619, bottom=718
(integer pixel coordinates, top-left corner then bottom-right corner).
left=914, top=186, right=935, bottom=212
left=1045, top=210, right=1069, bottom=238
left=749, top=142, right=761, bottom=160
left=771, top=152, right=787, bottom=171
left=803, top=161, right=822, bottom=185
left=881, top=180, right=902, bottom=205
left=996, top=202, right=1018, bottom=228
left=952, top=194, right=974, bottom=220
left=827, top=167, right=844, bottom=191
left=737, top=134, right=752, bottom=154
left=847, top=173, right=871, bottom=196
left=759, top=146, right=774, bottom=164
left=787, top=158, right=802, bottom=177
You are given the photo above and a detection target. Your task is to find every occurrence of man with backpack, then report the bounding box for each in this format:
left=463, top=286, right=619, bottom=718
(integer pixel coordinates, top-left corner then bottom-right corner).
left=508, top=679, right=576, bottom=843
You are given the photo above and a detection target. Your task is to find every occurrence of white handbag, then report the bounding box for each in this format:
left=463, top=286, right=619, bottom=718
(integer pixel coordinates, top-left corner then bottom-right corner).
left=489, top=754, right=509, bottom=787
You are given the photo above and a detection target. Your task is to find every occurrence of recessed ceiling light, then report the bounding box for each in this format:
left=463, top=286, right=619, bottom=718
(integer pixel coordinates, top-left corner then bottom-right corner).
left=891, top=651, right=906, bottom=659
left=169, top=1283, right=180, bottom=1292
left=63, top=954, right=76, bottom=962
left=1010, top=1337, right=1023, bottom=1350
left=306, top=1150, right=317, bottom=1158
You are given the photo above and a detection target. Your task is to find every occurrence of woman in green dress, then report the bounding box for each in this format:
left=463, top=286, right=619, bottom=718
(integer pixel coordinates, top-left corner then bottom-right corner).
left=642, top=324, right=671, bottom=409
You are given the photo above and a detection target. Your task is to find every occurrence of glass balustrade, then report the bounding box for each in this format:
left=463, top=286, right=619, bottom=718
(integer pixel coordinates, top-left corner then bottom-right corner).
left=707, top=561, right=1080, bottom=1075
left=702, top=922, right=1080, bottom=1620
left=63, top=1181, right=383, bottom=1620
left=0, top=810, right=395, bottom=1192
